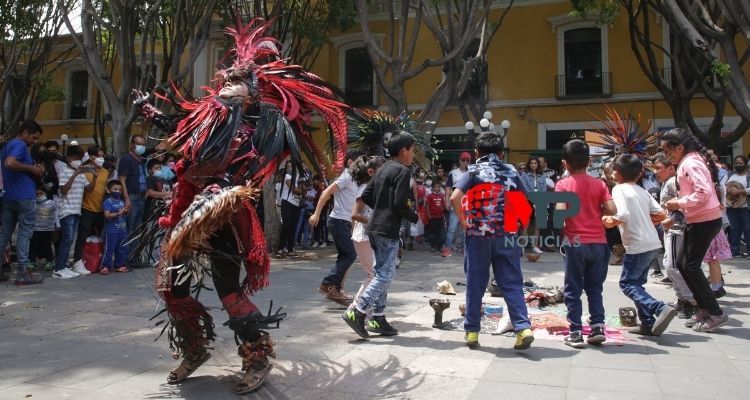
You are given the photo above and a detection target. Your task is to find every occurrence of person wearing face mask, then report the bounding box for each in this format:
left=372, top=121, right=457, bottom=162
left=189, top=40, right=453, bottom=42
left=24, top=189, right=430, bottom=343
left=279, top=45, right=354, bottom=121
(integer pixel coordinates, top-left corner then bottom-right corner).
left=161, top=153, right=178, bottom=183
left=29, top=187, right=59, bottom=272
left=118, top=135, right=148, bottom=241
left=721, top=155, right=750, bottom=257
left=52, top=145, right=96, bottom=279
left=71, top=146, right=113, bottom=274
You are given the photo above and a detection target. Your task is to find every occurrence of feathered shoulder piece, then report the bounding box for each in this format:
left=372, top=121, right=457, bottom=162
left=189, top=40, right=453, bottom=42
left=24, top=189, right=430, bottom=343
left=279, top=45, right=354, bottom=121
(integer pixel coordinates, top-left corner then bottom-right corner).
left=347, top=108, right=434, bottom=168
left=589, top=105, right=657, bottom=160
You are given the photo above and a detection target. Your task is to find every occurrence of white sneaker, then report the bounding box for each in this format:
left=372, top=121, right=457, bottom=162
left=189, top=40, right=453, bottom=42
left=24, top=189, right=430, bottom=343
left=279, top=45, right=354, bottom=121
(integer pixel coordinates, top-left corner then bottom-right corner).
left=53, top=268, right=77, bottom=279
left=72, top=260, right=91, bottom=275
left=532, top=247, right=543, bottom=254
left=67, top=267, right=81, bottom=277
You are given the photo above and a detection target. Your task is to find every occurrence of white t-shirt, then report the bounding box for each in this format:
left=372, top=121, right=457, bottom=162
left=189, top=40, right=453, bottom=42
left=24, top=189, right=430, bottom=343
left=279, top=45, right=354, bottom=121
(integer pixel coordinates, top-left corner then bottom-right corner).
left=612, top=183, right=663, bottom=254
left=351, top=185, right=372, bottom=242
left=54, top=160, right=90, bottom=219
left=280, top=173, right=300, bottom=207
left=329, top=169, right=362, bottom=221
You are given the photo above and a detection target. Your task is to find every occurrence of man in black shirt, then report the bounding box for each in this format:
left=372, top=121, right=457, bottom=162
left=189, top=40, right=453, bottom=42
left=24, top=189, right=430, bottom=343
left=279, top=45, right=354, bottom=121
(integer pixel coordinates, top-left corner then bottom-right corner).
left=343, top=131, right=418, bottom=338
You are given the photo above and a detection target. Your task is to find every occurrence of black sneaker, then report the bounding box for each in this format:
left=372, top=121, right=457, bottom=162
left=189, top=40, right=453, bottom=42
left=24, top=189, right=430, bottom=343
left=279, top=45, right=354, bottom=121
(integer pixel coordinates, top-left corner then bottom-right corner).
left=656, top=277, right=673, bottom=285
left=564, top=331, right=585, bottom=348
left=677, top=302, right=696, bottom=319
left=649, top=271, right=664, bottom=280
left=714, top=287, right=726, bottom=299
left=367, top=316, right=399, bottom=336
left=587, top=327, right=606, bottom=345
left=0, top=264, right=10, bottom=282
left=14, top=270, right=44, bottom=286
left=342, top=309, right=369, bottom=338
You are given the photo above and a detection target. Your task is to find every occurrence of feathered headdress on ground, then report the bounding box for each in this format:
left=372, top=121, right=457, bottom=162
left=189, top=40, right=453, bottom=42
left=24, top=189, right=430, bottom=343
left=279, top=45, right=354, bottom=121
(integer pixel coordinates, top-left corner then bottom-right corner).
left=347, top=108, right=434, bottom=168
left=588, top=105, right=657, bottom=160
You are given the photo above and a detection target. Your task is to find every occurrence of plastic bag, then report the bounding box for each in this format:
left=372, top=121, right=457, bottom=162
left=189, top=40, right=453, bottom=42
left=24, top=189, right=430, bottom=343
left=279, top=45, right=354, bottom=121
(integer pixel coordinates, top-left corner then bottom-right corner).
left=82, top=236, right=103, bottom=273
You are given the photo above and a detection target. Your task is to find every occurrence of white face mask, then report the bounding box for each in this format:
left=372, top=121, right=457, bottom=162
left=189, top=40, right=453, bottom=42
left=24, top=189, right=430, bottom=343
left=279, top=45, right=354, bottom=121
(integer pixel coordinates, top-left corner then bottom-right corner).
left=70, top=160, right=82, bottom=169
left=94, top=157, right=105, bottom=167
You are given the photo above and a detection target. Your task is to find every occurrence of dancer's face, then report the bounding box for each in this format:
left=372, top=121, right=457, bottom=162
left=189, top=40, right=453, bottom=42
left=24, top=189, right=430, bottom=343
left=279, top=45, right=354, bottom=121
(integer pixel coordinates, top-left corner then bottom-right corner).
left=219, top=80, right=250, bottom=99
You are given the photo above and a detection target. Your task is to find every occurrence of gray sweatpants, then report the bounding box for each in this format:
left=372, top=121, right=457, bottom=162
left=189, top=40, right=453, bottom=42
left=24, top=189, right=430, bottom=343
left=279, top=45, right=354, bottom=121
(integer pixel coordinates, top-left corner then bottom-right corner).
left=663, top=230, right=694, bottom=301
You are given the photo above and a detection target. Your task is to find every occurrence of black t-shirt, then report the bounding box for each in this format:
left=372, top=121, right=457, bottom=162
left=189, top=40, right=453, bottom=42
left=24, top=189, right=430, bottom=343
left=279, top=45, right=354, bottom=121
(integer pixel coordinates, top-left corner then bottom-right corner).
left=146, top=175, right=171, bottom=217
left=361, top=160, right=419, bottom=239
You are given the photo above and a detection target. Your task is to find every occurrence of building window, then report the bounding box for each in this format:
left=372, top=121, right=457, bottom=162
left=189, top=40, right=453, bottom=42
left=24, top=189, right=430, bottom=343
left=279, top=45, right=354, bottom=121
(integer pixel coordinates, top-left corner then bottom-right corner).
left=344, top=47, right=374, bottom=107
left=563, top=28, right=604, bottom=96
left=69, top=71, right=89, bottom=119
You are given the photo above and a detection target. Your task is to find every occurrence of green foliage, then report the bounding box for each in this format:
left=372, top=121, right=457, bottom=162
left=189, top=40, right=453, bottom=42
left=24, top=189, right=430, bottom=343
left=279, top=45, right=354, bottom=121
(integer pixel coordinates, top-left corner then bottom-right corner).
left=33, top=73, right=66, bottom=103
left=709, top=60, right=731, bottom=86
left=569, top=0, right=618, bottom=23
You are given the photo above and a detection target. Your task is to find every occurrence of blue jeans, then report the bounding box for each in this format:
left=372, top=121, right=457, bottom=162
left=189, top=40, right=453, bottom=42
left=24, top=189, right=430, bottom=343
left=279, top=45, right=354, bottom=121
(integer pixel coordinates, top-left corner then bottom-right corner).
left=726, top=207, right=750, bottom=256
left=126, top=194, right=146, bottom=236
left=619, top=249, right=665, bottom=326
left=356, top=233, right=400, bottom=315
left=296, top=208, right=313, bottom=247
left=321, top=217, right=357, bottom=288
left=55, top=214, right=80, bottom=271
left=102, top=231, right=129, bottom=268
left=563, top=243, right=610, bottom=332
left=0, top=199, right=36, bottom=272
left=444, top=212, right=464, bottom=249
left=464, top=235, right=531, bottom=333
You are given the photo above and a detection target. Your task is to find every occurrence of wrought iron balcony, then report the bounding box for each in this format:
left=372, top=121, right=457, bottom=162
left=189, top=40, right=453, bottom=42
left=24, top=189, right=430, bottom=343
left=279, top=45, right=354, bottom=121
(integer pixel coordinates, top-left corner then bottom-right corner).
left=555, top=72, right=611, bottom=99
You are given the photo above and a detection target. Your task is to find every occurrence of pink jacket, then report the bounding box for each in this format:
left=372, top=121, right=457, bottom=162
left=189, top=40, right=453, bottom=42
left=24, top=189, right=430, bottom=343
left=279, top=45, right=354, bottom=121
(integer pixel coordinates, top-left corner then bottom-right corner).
left=676, top=152, right=722, bottom=223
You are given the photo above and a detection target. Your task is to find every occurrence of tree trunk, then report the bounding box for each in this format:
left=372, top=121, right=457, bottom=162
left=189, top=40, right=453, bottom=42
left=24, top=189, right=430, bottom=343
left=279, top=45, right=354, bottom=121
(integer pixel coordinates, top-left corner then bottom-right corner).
left=262, top=180, right=281, bottom=252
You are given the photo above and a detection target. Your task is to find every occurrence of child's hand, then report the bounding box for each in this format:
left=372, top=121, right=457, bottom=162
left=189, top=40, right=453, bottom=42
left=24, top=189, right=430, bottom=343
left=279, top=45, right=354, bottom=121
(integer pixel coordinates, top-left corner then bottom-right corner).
left=662, top=218, right=674, bottom=231
left=602, top=215, right=621, bottom=229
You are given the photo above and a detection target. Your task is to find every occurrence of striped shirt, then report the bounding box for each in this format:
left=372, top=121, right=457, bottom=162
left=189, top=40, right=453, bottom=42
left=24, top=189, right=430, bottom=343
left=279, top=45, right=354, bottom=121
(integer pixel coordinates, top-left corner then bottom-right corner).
left=54, top=160, right=90, bottom=219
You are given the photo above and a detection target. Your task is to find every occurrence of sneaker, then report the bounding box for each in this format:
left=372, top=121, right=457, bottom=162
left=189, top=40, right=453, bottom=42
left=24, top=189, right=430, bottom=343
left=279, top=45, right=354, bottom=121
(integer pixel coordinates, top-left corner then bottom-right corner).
left=43, top=262, right=53, bottom=272
left=14, top=270, right=44, bottom=286
left=627, top=325, right=654, bottom=336
left=685, top=309, right=709, bottom=328
left=677, top=302, right=696, bottom=319
left=465, top=332, right=479, bottom=349
left=342, top=309, right=369, bottom=338
left=649, top=271, right=665, bottom=280
left=656, top=277, right=673, bottom=285
left=587, top=327, right=607, bottom=345
left=441, top=247, right=452, bottom=257
left=0, top=264, right=10, bottom=282
left=367, top=316, right=398, bottom=336
left=52, top=268, right=78, bottom=279
left=651, top=304, right=677, bottom=336
left=692, top=312, right=729, bottom=333
left=72, top=260, right=91, bottom=276
left=514, top=328, right=534, bottom=350
left=320, top=243, right=329, bottom=248
left=531, top=247, right=543, bottom=254
left=67, top=267, right=81, bottom=277
left=713, top=287, right=726, bottom=299
left=564, top=331, right=586, bottom=348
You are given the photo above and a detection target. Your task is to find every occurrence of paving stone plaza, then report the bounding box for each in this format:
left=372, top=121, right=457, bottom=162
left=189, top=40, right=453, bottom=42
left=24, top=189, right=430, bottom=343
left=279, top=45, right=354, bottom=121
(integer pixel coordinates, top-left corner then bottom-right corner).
left=1, top=248, right=749, bottom=399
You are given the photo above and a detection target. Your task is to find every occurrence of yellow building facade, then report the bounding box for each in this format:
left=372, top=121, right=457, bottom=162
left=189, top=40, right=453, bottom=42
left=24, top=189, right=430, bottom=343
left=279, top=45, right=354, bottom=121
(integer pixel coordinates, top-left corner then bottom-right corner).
left=31, top=0, right=748, bottom=172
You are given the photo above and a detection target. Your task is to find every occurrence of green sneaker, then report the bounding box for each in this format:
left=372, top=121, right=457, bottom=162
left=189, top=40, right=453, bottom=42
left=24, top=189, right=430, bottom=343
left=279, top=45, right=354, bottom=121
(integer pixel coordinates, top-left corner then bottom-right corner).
left=367, top=316, right=398, bottom=336
left=465, top=332, right=479, bottom=349
left=44, top=262, right=53, bottom=272
left=342, top=309, right=369, bottom=338
left=514, top=328, right=534, bottom=350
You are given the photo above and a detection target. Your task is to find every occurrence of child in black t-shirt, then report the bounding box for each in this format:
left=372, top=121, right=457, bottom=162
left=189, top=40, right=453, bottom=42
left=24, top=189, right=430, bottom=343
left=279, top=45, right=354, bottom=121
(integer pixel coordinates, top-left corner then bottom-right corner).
left=145, top=158, right=172, bottom=219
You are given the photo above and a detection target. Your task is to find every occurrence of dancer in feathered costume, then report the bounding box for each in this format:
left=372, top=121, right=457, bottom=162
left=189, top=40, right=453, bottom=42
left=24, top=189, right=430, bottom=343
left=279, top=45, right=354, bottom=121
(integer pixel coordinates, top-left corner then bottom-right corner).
left=589, top=105, right=658, bottom=160
left=132, top=18, right=348, bottom=394
left=347, top=108, right=434, bottom=167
